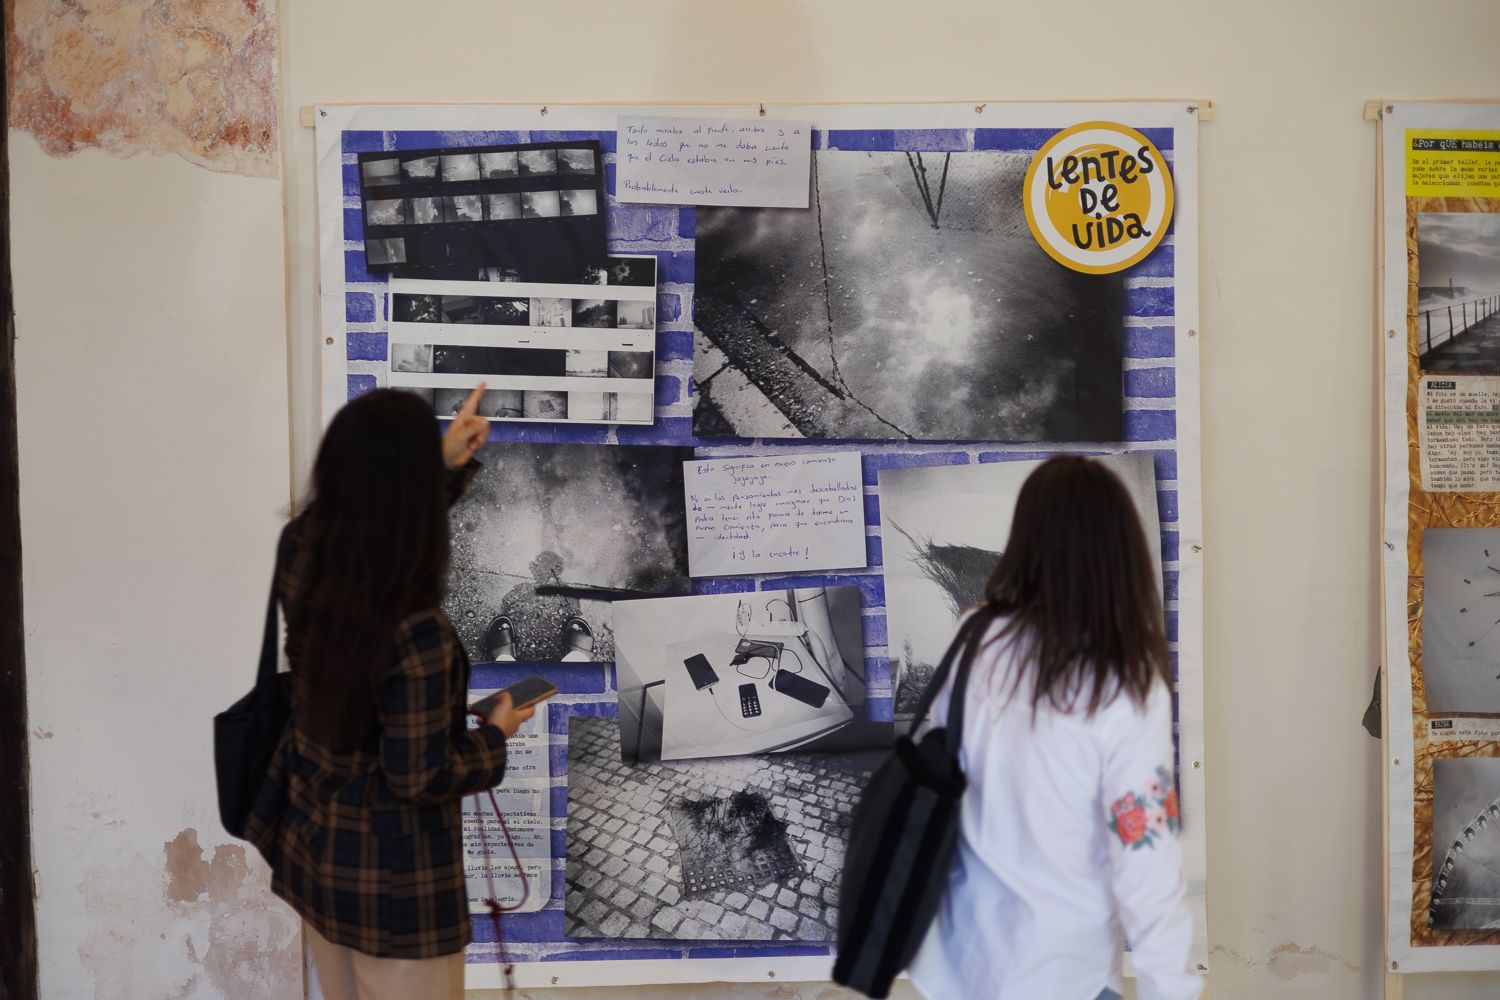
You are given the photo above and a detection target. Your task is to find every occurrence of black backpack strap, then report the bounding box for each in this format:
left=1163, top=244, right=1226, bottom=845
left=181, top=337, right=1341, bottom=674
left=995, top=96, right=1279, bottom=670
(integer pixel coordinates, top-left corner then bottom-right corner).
left=943, top=607, right=996, bottom=755
left=256, top=577, right=280, bottom=688
left=908, top=606, right=993, bottom=736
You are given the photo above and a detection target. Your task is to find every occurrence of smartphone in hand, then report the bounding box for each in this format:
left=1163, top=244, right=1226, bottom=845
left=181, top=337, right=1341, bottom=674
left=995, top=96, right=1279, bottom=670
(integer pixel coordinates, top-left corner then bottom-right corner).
left=468, top=675, right=559, bottom=719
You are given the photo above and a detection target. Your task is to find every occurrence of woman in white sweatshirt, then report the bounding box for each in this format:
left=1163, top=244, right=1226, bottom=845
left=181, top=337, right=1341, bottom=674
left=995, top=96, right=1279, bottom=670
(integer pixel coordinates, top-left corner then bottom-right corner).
left=909, top=455, right=1200, bottom=1000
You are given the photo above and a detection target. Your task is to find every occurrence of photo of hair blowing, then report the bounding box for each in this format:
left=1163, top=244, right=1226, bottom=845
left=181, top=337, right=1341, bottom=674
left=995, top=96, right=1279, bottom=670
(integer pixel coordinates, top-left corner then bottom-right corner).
left=243, top=384, right=534, bottom=1000
left=904, top=456, right=1199, bottom=1000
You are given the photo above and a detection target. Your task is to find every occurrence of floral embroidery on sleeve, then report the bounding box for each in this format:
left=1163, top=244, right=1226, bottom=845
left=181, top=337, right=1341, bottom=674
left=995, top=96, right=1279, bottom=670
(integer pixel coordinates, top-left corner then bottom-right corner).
left=1108, top=765, right=1182, bottom=849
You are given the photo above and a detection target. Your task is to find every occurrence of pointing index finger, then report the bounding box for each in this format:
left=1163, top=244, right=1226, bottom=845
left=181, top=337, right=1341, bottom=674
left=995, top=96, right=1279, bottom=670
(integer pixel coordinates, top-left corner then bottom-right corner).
left=457, top=382, right=487, bottom=418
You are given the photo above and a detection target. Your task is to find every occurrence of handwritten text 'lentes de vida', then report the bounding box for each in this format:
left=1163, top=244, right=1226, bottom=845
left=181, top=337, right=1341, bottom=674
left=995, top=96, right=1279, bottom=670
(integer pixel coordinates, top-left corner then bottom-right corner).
left=683, top=452, right=866, bottom=577
left=616, top=115, right=812, bottom=208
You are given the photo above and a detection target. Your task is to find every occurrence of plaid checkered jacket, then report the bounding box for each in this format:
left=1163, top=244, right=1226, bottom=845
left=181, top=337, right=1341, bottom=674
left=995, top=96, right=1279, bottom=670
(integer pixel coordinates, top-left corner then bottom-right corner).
left=246, top=464, right=507, bottom=959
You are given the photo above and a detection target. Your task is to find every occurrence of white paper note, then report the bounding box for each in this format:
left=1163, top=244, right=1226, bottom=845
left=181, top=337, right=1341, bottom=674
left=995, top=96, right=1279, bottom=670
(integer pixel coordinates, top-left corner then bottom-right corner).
left=684, top=452, right=866, bottom=577
left=616, top=115, right=812, bottom=208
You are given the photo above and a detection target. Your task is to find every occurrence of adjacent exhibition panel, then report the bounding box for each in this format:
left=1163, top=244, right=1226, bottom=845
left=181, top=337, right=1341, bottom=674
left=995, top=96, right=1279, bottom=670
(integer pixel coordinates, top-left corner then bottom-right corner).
left=1380, top=100, right=1500, bottom=974
left=315, top=102, right=1205, bottom=988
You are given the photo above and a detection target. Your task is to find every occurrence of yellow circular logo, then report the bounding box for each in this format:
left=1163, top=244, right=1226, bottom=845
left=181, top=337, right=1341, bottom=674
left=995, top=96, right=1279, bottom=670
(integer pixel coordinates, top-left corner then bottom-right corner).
left=1023, top=122, right=1174, bottom=275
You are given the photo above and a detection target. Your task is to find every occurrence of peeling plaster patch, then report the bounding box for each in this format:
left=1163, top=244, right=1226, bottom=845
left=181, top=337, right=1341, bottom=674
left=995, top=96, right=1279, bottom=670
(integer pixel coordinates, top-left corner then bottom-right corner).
left=77, top=827, right=298, bottom=999
left=1212, top=942, right=1359, bottom=980
left=7, top=0, right=278, bottom=178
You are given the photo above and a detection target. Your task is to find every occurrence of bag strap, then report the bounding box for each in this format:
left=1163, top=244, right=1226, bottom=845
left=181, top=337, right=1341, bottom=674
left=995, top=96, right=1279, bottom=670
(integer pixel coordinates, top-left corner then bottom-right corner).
left=256, top=577, right=280, bottom=687
left=942, top=606, right=996, bottom=756
left=909, top=605, right=994, bottom=745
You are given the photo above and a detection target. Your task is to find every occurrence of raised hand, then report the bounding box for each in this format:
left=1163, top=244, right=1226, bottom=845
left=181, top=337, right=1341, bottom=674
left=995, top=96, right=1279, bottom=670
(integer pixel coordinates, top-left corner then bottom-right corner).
left=441, top=382, right=489, bottom=470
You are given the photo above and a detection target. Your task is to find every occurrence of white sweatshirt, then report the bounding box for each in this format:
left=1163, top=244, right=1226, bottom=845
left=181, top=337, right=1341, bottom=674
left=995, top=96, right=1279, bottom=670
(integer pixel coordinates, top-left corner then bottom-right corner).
left=908, top=622, right=1200, bottom=1000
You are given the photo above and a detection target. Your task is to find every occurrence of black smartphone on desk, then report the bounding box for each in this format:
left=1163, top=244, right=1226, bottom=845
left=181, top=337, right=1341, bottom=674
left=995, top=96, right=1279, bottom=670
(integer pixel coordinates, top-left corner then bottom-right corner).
left=770, top=669, right=830, bottom=708
left=683, top=653, right=719, bottom=690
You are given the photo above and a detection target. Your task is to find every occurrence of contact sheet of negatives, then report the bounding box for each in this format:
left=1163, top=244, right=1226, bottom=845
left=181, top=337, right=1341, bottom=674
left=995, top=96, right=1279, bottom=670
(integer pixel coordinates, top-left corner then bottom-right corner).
left=316, top=102, right=1205, bottom=989
left=387, top=258, right=658, bottom=425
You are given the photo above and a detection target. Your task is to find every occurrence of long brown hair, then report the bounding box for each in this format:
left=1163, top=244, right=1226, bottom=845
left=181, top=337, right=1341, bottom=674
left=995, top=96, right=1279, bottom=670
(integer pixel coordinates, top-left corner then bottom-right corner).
left=981, top=455, right=1169, bottom=715
left=296, top=389, right=452, bottom=748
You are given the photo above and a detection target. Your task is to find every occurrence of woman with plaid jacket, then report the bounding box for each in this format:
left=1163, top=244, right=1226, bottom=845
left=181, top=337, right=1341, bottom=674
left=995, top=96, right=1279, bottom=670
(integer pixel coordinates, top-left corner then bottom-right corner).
left=247, top=384, right=533, bottom=1000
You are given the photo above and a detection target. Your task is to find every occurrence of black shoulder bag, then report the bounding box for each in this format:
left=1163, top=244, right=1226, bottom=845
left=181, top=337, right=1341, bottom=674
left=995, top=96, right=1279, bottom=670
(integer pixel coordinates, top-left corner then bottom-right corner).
left=832, top=606, right=994, bottom=998
left=214, top=579, right=290, bottom=839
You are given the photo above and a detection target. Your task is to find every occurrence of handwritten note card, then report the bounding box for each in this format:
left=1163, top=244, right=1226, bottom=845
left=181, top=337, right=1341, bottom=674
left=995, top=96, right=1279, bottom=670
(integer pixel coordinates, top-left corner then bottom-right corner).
left=685, top=452, right=866, bottom=577
left=616, top=115, right=812, bottom=208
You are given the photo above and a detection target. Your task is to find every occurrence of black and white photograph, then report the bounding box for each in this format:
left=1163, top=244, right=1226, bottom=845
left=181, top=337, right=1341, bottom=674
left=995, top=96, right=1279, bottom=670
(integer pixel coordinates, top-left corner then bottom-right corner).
left=393, top=293, right=440, bottom=323
left=566, top=350, right=609, bottom=377
left=485, top=193, right=521, bottom=220
left=531, top=297, right=571, bottom=327
left=480, top=296, right=529, bottom=325
left=880, top=453, right=1160, bottom=719
left=693, top=150, right=1126, bottom=441
left=565, top=715, right=877, bottom=941
left=445, top=194, right=483, bottom=223
left=523, top=390, right=568, bottom=420
left=558, top=147, right=595, bottom=175
left=610, top=392, right=654, bottom=423
left=518, top=148, right=558, bottom=175
left=572, top=299, right=616, bottom=328
left=411, top=196, right=442, bottom=225
left=390, top=342, right=433, bottom=373
left=603, top=256, right=657, bottom=287
left=440, top=152, right=481, bottom=182
left=560, top=189, right=599, bottom=217
left=357, top=141, right=609, bottom=281
left=365, top=237, right=406, bottom=266
left=365, top=198, right=405, bottom=226
left=432, top=386, right=524, bottom=418
left=612, top=586, right=881, bottom=764
left=434, top=346, right=567, bottom=377
left=608, top=350, right=654, bottom=379
left=567, top=392, right=610, bottom=421
left=444, top=441, right=691, bottom=662
left=1430, top=757, right=1500, bottom=930
left=522, top=190, right=561, bottom=219
left=480, top=150, right=520, bottom=179
left=1416, top=212, right=1500, bottom=371
left=386, top=267, right=658, bottom=426
left=1420, top=527, right=1500, bottom=714
left=617, top=300, right=655, bottom=330
left=439, top=295, right=483, bottom=324
left=402, top=155, right=438, bottom=181
left=361, top=157, right=400, bottom=187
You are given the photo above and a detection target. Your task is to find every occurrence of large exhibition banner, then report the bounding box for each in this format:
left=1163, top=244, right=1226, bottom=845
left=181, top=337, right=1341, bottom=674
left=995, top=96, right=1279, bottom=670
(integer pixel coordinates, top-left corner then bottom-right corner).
left=315, top=102, right=1205, bottom=990
left=1380, top=101, right=1500, bottom=975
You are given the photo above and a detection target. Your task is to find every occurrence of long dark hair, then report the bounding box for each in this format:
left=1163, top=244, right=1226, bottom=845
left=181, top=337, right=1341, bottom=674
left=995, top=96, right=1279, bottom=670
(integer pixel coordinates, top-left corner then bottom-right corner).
left=296, top=389, right=451, bottom=748
left=980, top=455, right=1169, bottom=715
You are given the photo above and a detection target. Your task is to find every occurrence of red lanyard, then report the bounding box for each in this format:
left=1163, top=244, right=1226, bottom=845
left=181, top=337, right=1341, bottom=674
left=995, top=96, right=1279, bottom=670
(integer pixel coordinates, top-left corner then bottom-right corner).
left=474, top=783, right=530, bottom=993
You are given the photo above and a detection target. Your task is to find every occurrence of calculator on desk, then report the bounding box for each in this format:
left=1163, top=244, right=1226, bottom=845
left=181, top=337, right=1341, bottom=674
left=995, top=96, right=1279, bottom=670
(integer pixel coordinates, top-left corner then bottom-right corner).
left=738, top=682, right=762, bottom=718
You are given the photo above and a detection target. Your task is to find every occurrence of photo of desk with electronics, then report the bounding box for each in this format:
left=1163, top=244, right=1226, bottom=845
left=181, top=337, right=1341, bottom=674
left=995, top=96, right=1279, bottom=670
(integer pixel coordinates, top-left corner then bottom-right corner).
left=613, top=587, right=869, bottom=763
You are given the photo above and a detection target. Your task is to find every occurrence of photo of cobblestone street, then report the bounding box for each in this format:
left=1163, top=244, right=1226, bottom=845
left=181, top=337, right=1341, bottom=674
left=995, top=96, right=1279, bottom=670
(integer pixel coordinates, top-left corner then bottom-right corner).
left=565, top=716, right=878, bottom=941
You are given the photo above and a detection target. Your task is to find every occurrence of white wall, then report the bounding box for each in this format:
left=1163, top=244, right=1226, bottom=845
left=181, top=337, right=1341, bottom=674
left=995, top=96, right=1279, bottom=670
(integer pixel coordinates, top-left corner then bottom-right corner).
left=11, top=138, right=299, bottom=996
left=12, top=0, right=1500, bottom=997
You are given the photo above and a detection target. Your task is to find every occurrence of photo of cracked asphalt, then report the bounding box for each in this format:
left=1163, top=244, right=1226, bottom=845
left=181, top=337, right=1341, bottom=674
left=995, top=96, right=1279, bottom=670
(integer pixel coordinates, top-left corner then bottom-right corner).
left=693, top=149, right=1125, bottom=442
